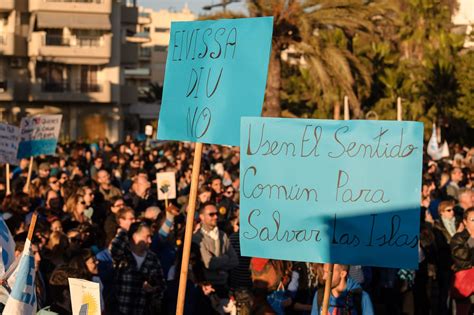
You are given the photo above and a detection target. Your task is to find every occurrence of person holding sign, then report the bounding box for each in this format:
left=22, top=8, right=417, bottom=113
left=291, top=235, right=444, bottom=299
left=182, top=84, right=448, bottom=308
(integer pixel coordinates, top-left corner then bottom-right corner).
left=311, top=264, right=374, bottom=315
left=192, top=202, right=238, bottom=298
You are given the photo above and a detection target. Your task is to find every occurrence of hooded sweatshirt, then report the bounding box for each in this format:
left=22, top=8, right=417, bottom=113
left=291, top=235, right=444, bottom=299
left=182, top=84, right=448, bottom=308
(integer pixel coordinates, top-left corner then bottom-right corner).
left=310, top=276, right=374, bottom=315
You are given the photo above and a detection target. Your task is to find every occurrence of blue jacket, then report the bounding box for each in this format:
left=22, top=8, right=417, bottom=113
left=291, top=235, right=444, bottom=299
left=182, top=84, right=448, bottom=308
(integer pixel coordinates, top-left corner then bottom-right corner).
left=310, top=277, right=374, bottom=315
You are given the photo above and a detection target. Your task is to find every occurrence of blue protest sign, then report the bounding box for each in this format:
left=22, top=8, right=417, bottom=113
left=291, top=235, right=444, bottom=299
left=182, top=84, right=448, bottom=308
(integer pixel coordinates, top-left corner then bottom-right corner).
left=240, top=118, right=424, bottom=269
left=17, top=115, right=62, bottom=159
left=157, top=17, right=273, bottom=146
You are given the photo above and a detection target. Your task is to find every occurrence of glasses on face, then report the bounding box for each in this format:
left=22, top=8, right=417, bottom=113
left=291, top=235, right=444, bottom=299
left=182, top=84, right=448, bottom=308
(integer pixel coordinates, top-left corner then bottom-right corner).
left=207, top=212, right=218, bottom=217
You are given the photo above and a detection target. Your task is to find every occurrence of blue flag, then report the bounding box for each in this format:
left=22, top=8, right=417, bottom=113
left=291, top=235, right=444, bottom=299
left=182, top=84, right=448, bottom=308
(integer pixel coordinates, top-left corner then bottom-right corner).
left=4, top=239, right=37, bottom=315
left=0, top=216, right=15, bottom=277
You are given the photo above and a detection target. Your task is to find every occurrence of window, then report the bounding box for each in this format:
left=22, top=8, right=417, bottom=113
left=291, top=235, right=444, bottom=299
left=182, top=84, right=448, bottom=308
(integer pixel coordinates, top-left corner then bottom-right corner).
left=154, top=45, right=167, bottom=52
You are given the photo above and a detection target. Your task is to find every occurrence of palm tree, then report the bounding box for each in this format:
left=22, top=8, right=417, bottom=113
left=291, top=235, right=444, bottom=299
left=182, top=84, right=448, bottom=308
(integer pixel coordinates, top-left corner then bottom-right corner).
left=202, top=0, right=392, bottom=117
left=248, top=0, right=394, bottom=117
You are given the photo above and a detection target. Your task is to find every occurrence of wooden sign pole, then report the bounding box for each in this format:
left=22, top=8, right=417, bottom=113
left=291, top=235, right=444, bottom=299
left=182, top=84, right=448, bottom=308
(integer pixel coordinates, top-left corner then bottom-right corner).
left=397, top=97, right=402, bottom=121
left=27, top=212, right=38, bottom=242
left=344, top=96, right=350, bottom=120
left=24, top=157, right=34, bottom=194
left=176, top=142, right=203, bottom=315
left=322, top=98, right=350, bottom=315
left=321, top=264, right=335, bottom=315
left=6, top=163, right=10, bottom=196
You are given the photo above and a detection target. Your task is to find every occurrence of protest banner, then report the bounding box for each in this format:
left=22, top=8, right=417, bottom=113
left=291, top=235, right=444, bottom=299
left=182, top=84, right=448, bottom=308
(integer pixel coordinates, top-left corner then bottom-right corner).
left=0, top=123, right=20, bottom=166
left=17, top=114, right=62, bottom=159
left=239, top=117, right=424, bottom=269
left=0, top=123, right=20, bottom=195
left=3, top=213, right=37, bottom=315
left=157, top=17, right=273, bottom=146
left=156, top=17, right=273, bottom=315
left=68, top=278, right=101, bottom=315
left=156, top=172, right=177, bottom=208
left=17, top=114, right=62, bottom=193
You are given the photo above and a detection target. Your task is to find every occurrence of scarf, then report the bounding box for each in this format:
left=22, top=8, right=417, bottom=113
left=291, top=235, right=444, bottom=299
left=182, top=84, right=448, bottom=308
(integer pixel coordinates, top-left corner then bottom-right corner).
left=441, top=217, right=456, bottom=237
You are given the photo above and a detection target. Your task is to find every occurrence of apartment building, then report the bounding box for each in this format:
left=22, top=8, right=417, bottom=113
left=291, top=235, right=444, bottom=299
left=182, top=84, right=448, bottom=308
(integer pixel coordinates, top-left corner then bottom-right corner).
left=0, top=0, right=140, bottom=143
left=125, top=5, right=195, bottom=132
left=452, top=0, right=474, bottom=48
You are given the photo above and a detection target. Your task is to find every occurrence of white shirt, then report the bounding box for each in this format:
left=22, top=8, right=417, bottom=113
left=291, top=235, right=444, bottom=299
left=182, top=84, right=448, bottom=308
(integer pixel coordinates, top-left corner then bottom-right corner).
left=132, top=252, right=146, bottom=270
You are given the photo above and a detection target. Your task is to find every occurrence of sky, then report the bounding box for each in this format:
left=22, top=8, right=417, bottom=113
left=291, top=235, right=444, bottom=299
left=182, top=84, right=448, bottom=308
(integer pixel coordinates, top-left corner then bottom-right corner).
left=138, top=0, right=247, bottom=15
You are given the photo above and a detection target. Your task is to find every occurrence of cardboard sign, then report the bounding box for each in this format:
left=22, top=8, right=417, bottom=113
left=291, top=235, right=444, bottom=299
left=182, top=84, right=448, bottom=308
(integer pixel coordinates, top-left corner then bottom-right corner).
left=239, top=118, right=424, bottom=269
left=68, top=278, right=101, bottom=315
left=156, top=172, right=177, bottom=200
left=17, top=115, right=62, bottom=158
left=158, top=17, right=273, bottom=146
left=0, top=123, right=20, bottom=165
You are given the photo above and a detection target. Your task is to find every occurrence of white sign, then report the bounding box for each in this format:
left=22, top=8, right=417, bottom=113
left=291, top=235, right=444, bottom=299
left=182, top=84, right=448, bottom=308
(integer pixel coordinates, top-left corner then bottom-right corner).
left=0, top=123, right=20, bottom=165
left=18, top=115, right=62, bottom=158
left=156, top=172, right=176, bottom=200
left=68, top=278, right=101, bottom=315
left=145, top=125, right=153, bottom=136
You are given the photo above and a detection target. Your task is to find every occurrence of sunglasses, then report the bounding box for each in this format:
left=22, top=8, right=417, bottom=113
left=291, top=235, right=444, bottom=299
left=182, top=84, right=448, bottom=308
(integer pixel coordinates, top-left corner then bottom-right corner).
left=207, top=212, right=218, bottom=217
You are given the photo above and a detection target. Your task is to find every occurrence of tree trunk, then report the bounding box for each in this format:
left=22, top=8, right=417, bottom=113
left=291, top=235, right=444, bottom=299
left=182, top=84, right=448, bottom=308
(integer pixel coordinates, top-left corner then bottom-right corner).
left=263, top=47, right=282, bottom=117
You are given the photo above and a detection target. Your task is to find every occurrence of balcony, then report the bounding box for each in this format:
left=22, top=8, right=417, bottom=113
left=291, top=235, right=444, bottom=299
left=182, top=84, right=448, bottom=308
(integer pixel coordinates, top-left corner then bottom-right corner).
left=126, top=31, right=150, bottom=43
left=121, top=5, right=138, bottom=24
left=121, top=42, right=138, bottom=65
left=124, top=67, right=151, bottom=78
left=120, top=85, right=138, bottom=104
left=0, top=0, right=14, bottom=12
left=0, top=81, right=28, bottom=102
left=0, top=81, right=13, bottom=101
left=0, top=33, right=27, bottom=56
left=29, top=81, right=113, bottom=103
left=29, top=32, right=111, bottom=64
left=29, top=0, right=112, bottom=14
left=138, top=12, right=151, bottom=24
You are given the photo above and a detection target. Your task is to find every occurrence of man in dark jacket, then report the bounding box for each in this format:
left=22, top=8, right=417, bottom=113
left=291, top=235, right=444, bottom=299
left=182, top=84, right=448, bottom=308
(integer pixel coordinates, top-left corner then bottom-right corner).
left=111, top=221, right=166, bottom=315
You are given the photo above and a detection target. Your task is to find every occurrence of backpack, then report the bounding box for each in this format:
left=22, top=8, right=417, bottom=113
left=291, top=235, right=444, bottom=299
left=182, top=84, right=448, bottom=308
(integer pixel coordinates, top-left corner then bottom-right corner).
left=316, top=286, right=363, bottom=315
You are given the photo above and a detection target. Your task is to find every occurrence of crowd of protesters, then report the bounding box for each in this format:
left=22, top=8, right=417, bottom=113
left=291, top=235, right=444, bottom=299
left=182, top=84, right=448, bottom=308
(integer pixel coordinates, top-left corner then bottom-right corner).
left=0, top=136, right=472, bottom=315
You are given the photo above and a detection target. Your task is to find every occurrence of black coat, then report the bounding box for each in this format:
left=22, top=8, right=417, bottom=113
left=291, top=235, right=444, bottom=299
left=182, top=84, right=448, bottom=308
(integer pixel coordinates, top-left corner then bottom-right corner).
left=450, top=229, right=474, bottom=272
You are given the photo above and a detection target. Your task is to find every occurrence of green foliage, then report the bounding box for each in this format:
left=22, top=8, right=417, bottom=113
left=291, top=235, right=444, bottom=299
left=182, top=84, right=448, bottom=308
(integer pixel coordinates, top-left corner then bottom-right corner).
left=203, top=0, right=473, bottom=141
left=453, top=52, right=474, bottom=128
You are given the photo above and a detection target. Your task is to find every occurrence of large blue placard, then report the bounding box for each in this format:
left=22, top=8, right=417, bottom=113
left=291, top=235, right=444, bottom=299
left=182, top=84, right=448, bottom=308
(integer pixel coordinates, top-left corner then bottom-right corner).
left=157, top=17, right=273, bottom=146
left=240, top=117, right=424, bottom=269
